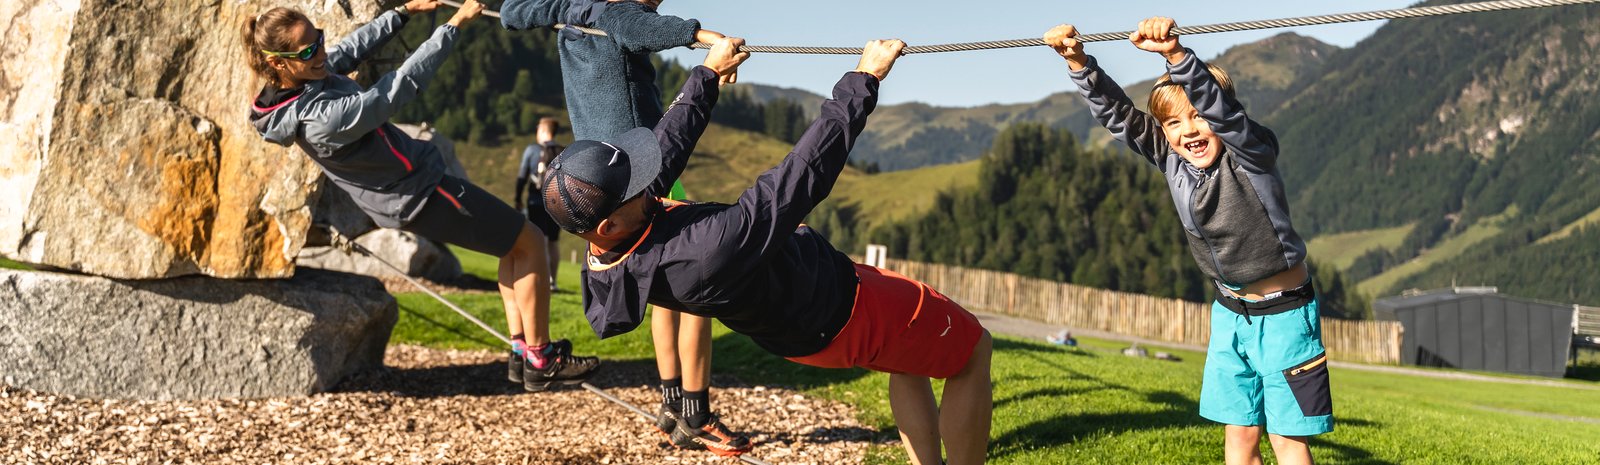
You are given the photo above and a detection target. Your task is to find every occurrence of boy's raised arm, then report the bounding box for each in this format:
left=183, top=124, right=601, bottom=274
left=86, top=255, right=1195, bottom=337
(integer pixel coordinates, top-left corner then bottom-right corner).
left=1047, top=24, right=1168, bottom=166
left=1134, top=17, right=1280, bottom=172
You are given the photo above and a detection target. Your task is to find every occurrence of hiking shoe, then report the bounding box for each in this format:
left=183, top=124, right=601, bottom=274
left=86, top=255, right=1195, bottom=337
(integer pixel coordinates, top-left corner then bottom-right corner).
left=655, top=403, right=690, bottom=445
left=507, top=350, right=525, bottom=383
left=669, top=413, right=753, bottom=457
left=522, top=339, right=600, bottom=392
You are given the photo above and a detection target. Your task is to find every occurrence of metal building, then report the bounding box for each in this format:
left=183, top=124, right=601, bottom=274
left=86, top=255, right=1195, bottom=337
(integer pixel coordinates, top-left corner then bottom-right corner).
left=1373, top=287, right=1576, bottom=378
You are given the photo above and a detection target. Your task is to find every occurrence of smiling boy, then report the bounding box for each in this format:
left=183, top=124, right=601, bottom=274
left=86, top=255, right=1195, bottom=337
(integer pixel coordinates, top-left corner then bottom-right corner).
left=1046, top=18, right=1333, bottom=465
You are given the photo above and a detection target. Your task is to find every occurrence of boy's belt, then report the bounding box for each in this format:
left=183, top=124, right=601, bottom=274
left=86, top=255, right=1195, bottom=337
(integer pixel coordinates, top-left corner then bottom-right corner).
left=1216, top=281, right=1315, bottom=319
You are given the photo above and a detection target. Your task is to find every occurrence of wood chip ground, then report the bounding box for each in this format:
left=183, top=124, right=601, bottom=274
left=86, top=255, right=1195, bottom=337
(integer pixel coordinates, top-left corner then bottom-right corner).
left=1, top=345, right=880, bottom=464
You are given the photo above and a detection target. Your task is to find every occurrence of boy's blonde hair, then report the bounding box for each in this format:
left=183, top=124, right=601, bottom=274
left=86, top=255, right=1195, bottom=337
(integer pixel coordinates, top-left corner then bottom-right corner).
left=1148, top=64, right=1235, bottom=121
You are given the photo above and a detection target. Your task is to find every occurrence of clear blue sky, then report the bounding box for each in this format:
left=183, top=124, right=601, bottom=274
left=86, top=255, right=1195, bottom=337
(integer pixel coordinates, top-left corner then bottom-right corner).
left=657, top=0, right=1419, bottom=106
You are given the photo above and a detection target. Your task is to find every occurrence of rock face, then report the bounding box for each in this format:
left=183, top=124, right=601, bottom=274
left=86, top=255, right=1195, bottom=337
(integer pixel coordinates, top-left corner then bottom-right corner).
left=0, top=0, right=394, bottom=279
left=0, top=268, right=398, bottom=400
left=298, top=228, right=464, bottom=282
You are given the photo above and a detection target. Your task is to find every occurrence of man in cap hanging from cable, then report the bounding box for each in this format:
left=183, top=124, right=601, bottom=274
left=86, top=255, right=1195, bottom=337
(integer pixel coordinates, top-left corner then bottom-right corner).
left=543, top=38, right=994, bottom=465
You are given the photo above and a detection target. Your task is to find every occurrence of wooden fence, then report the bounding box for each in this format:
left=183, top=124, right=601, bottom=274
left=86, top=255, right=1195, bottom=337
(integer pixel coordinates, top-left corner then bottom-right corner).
left=1578, top=305, right=1600, bottom=337
left=871, top=257, right=1404, bottom=364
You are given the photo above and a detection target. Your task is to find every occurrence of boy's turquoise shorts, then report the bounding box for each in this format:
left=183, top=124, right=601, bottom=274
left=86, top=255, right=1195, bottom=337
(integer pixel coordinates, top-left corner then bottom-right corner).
left=1199, top=293, right=1334, bottom=436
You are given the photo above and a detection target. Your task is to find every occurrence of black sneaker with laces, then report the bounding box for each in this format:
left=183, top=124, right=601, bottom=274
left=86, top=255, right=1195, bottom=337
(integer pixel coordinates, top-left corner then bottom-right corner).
left=522, top=339, right=600, bottom=392
left=655, top=403, right=691, bottom=446
left=507, top=350, right=525, bottom=383
left=669, top=412, right=753, bottom=457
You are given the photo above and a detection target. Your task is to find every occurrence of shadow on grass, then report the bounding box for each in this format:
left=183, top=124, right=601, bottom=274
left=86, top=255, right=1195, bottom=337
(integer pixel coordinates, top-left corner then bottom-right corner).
left=396, top=302, right=504, bottom=349
left=707, top=331, right=875, bottom=390
left=994, top=337, right=1095, bottom=357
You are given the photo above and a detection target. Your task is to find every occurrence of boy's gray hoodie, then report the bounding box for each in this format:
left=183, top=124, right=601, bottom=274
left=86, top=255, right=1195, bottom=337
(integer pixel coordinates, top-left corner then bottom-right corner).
left=1070, top=50, right=1307, bottom=286
left=249, top=11, right=456, bottom=229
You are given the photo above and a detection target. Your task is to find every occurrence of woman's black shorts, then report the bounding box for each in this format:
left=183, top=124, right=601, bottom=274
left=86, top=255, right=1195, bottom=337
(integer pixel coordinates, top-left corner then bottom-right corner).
left=401, top=175, right=557, bottom=257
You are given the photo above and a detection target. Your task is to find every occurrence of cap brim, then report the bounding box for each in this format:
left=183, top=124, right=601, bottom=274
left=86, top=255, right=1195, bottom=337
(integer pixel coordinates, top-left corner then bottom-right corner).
left=612, top=127, right=662, bottom=201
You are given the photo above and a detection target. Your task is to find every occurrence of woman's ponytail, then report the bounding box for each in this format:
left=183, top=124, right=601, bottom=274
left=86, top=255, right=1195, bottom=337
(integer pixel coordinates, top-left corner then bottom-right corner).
left=240, top=7, right=310, bottom=88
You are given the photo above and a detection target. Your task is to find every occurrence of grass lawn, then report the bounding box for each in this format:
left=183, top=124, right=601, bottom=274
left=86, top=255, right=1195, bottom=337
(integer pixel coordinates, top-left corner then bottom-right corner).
left=1357, top=206, right=1518, bottom=297
left=393, top=248, right=1600, bottom=464
left=1306, top=224, right=1414, bottom=272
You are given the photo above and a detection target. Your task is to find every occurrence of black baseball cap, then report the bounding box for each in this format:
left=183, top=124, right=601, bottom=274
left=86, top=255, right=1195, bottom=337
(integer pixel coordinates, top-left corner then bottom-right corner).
left=542, top=127, right=662, bottom=233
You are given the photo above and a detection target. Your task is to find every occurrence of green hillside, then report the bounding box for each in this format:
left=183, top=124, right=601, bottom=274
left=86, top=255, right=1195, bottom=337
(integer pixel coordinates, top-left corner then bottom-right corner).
left=1306, top=224, right=1414, bottom=272
left=831, top=160, right=981, bottom=227
left=451, top=119, right=979, bottom=261
left=1266, top=0, right=1600, bottom=303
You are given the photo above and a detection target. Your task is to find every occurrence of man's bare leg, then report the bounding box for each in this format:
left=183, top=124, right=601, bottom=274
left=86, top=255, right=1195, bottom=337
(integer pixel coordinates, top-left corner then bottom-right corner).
left=889, top=374, right=942, bottom=465
left=940, top=330, right=993, bottom=465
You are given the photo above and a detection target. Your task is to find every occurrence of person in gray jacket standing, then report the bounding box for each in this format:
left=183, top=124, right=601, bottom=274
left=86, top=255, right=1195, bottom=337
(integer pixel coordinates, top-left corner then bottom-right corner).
left=243, top=0, right=598, bottom=391
left=1047, top=18, right=1330, bottom=465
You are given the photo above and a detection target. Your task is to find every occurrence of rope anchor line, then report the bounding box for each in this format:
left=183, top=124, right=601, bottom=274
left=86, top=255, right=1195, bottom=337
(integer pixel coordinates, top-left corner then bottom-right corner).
left=441, top=0, right=1600, bottom=55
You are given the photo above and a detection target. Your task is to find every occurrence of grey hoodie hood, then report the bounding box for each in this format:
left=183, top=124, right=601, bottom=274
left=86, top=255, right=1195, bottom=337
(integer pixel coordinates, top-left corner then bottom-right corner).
left=244, top=11, right=459, bottom=228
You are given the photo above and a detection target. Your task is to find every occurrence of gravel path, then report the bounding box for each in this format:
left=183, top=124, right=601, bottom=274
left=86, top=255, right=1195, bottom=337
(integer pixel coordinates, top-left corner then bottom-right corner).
left=1, top=345, right=879, bottom=464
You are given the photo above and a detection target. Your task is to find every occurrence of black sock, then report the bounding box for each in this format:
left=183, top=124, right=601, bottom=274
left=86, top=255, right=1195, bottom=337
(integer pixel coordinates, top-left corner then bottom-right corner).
left=660, top=378, right=683, bottom=409
left=682, top=389, right=710, bottom=428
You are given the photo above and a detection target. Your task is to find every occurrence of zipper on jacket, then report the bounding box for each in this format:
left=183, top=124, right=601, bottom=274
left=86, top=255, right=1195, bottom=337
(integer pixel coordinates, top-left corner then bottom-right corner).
left=375, top=126, right=414, bottom=172
left=1189, top=175, right=1229, bottom=284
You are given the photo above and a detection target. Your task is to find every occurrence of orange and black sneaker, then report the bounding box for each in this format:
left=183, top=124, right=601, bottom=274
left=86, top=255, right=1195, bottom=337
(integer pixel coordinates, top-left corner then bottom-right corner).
left=655, top=403, right=686, bottom=443
left=669, top=413, right=753, bottom=457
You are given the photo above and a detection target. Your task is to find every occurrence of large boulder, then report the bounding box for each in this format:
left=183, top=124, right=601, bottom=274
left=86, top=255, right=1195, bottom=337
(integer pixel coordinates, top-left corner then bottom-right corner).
left=0, top=0, right=395, bottom=279
left=0, top=268, right=398, bottom=400
left=297, top=228, right=464, bottom=282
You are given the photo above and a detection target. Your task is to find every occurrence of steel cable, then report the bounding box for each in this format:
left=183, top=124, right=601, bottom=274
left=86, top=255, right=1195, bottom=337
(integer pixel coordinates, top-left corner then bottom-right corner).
left=439, top=0, right=1600, bottom=55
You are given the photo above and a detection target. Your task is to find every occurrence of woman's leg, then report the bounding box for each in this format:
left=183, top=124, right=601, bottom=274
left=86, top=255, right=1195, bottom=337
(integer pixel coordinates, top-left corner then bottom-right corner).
left=497, top=256, right=523, bottom=339
left=502, top=223, right=552, bottom=345
left=940, top=330, right=993, bottom=465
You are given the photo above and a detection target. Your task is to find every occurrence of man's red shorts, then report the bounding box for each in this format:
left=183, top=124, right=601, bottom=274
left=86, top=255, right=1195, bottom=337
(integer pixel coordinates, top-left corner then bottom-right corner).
left=787, top=264, right=985, bottom=379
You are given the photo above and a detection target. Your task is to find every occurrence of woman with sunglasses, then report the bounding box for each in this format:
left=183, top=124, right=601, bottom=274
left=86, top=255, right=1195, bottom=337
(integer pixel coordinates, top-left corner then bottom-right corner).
left=243, top=0, right=600, bottom=392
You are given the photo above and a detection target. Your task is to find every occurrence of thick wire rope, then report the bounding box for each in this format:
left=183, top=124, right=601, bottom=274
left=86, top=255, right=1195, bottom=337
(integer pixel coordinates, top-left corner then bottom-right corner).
left=323, top=228, right=777, bottom=465
left=440, top=0, right=1600, bottom=54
